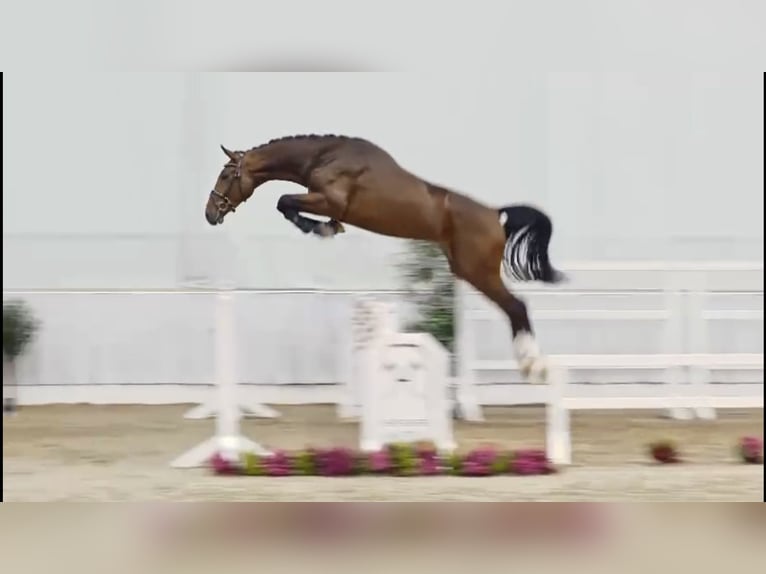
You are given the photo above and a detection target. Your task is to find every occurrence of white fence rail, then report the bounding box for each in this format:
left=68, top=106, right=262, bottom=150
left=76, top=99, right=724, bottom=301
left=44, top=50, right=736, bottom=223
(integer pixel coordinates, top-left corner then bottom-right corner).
left=455, top=261, right=764, bottom=429
left=3, top=262, right=764, bottom=421
left=1, top=289, right=412, bottom=396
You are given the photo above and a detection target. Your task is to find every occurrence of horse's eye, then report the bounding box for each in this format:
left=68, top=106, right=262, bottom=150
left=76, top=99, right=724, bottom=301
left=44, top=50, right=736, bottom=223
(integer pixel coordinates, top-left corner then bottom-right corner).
left=221, top=173, right=230, bottom=181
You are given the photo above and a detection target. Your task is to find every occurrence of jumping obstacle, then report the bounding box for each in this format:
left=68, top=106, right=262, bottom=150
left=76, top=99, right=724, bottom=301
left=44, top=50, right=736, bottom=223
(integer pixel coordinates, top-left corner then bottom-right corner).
left=455, top=262, right=764, bottom=465
left=182, top=393, right=280, bottom=420
left=545, top=352, right=763, bottom=466
left=172, top=292, right=455, bottom=467
left=181, top=284, right=280, bottom=421
left=171, top=290, right=272, bottom=468
left=337, top=298, right=399, bottom=420
left=343, top=298, right=456, bottom=452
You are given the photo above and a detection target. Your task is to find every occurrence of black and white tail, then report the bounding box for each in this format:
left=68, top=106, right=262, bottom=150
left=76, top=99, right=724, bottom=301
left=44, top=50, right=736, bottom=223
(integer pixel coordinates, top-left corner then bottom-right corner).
left=498, top=204, right=565, bottom=284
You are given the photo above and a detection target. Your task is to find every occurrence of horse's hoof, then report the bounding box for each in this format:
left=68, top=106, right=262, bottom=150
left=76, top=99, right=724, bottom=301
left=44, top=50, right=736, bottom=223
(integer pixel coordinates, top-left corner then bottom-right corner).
left=315, top=223, right=334, bottom=237
left=519, top=356, right=548, bottom=384
left=316, top=221, right=345, bottom=237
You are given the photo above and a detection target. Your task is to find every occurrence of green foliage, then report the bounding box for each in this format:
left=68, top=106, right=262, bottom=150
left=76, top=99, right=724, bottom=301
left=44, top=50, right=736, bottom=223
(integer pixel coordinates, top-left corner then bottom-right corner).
left=242, top=452, right=265, bottom=475
left=292, top=449, right=317, bottom=476
left=491, top=451, right=512, bottom=474
left=398, top=240, right=455, bottom=353
left=446, top=451, right=463, bottom=475
left=3, top=299, right=40, bottom=361
left=386, top=442, right=418, bottom=476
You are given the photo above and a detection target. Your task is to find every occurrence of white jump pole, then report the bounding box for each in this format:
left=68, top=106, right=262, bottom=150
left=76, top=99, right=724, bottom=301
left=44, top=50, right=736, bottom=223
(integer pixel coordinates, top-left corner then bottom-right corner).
left=182, top=286, right=279, bottom=420
left=453, top=280, right=484, bottom=422
left=545, top=363, right=571, bottom=466
left=171, top=289, right=272, bottom=468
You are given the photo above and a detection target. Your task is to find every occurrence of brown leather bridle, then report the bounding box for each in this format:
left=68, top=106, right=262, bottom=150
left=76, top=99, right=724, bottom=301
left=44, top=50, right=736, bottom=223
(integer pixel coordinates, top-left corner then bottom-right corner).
left=209, top=158, right=244, bottom=224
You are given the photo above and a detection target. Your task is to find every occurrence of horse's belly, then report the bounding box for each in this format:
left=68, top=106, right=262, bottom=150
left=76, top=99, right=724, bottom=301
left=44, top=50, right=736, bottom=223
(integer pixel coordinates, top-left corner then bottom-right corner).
left=345, top=190, right=443, bottom=240
left=346, top=206, right=440, bottom=240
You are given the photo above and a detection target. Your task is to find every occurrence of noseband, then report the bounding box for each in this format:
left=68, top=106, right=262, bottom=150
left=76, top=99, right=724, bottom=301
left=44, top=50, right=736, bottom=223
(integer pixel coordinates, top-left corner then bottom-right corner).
left=209, top=189, right=237, bottom=214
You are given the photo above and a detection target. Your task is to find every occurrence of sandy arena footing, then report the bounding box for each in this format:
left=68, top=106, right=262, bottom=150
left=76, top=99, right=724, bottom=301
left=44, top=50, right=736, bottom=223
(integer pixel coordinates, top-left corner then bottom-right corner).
left=3, top=404, right=763, bottom=501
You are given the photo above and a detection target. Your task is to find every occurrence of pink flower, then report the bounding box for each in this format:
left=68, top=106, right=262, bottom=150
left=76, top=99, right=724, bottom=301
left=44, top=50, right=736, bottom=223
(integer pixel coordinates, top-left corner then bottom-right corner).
left=416, top=444, right=438, bottom=459
left=649, top=441, right=680, bottom=464
left=415, top=445, right=441, bottom=475
left=509, top=449, right=555, bottom=475
left=511, top=458, right=543, bottom=475
left=515, top=449, right=547, bottom=462
left=740, top=436, right=763, bottom=464
left=419, top=456, right=441, bottom=475
left=210, top=452, right=239, bottom=475
left=368, top=450, right=392, bottom=473
left=317, top=447, right=356, bottom=476
left=461, top=447, right=499, bottom=476
left=263, top=450, right=293, bottom=476
left=462, top=460, right=489, bottom=476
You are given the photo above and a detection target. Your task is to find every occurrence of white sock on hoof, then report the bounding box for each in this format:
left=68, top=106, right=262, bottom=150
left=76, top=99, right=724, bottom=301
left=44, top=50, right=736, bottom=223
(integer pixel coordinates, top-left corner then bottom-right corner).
left=513, top=332, right=548, bottom=384
left=513, top=332, right=540, bottom=361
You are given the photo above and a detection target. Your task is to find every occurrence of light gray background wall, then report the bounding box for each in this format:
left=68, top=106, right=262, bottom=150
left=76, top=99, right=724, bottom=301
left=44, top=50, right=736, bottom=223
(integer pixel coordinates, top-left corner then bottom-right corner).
left=2, top=0, right=763, bottom=392
left=3, top=71, right=763, bottom=290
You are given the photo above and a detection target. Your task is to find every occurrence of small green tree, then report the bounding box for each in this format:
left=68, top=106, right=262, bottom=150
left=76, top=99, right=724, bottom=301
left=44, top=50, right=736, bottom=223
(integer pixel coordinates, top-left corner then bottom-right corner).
left=3, top=299, right=40, bottom=413
left=398, top=240, right=455, bottom=354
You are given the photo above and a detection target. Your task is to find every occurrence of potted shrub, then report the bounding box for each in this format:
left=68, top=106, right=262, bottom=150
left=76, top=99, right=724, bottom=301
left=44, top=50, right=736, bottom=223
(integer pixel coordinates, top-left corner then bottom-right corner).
left=3, top=299, right=40, bottom=414
left=398, top=240, right=459, bottom=417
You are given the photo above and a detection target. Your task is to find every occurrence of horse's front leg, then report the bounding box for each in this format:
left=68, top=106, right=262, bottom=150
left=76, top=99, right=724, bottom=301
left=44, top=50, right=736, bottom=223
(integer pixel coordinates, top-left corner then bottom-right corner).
left=276, top=193, right=345, bottom=237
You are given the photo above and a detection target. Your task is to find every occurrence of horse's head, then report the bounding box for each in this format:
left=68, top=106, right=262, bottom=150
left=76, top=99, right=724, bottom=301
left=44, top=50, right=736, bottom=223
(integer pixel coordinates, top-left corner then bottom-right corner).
left=205, top=145, right=258, bottom=225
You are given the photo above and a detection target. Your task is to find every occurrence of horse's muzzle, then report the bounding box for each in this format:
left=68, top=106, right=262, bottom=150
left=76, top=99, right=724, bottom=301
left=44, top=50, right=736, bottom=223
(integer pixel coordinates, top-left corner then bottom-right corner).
left=205, top=209, right=220, bottom=225
left=207, top=189, right=236, bottom=225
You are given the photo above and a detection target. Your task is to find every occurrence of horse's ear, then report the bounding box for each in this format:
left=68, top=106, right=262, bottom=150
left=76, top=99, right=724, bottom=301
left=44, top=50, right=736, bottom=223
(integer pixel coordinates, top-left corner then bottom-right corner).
left=220, top=145, right=239, bottom=161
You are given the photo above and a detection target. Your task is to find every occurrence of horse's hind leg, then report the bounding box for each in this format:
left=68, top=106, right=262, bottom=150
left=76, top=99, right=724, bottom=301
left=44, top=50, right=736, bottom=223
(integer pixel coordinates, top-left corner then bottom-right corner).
left=474, top=275, right=549, bottom=383
left=448, top=248, right=549, bottom=384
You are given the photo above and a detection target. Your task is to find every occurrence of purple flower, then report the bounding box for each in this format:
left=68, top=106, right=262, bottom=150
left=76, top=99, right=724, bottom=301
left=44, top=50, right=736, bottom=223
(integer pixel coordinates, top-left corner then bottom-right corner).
left=511, top=458, right=544, bottom=475
left=317, top=447, right=356, bottom=476
left=515, top=449, right=547, bottom=462
left=415, top=445, right=441, bottom=475
left=462, top=446, right=500, bottom=475
left=369, top=450, right=392, bottom=473
left=462, top=460, right=490, bottom=476
left=509, top=449, right=555, bottom=475
left=419, top=456, right=441, bottom=475
left=263, top=450, right=293, bottom=476
left=740, top=436, right=763, bottom=464
left=210, top=452, right=239, bottom=475
left=416, top=444, right=438, bottom=459
left=460, top=447, right=499, bottom=476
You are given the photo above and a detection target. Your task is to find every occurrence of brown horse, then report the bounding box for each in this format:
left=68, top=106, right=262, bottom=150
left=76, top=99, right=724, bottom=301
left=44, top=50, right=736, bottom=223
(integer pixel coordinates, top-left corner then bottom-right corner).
left=205, top=134, right=565, bottom=383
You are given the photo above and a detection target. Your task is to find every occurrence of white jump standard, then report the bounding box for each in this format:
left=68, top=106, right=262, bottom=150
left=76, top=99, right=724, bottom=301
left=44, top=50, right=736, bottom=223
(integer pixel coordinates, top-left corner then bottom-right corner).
left=348, top=299, right=456, bottom=452
left=171, top=290, right=272, bottom=468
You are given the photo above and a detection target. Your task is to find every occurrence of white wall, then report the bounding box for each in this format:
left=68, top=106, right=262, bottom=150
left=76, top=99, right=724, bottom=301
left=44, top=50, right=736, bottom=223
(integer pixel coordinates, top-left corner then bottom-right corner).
left=2, top=1, right=764, bottom=396
left=6, top=267, right=762, bottom=402
left=3, top=71, right=763, bottom=290
left=5, top=290, right=409, bottom=387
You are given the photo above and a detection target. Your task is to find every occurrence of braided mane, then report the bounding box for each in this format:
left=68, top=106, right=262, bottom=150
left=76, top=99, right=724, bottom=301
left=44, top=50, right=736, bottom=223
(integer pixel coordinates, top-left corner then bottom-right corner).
left=249, top=134, right=349, bottom=151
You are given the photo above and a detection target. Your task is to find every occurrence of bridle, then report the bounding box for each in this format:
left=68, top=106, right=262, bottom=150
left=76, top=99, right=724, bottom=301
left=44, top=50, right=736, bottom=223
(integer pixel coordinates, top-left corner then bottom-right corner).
left=209, top=188, right=237, bottom=215
left=209, top=157, right=244, bottom=223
